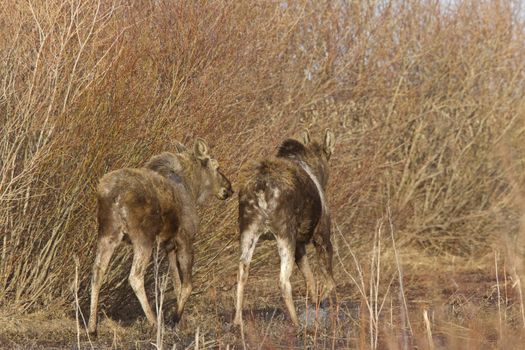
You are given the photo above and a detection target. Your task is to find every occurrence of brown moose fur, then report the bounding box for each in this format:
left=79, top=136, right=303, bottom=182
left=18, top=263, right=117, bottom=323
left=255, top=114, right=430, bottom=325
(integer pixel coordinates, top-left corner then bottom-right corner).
left=234, top=129, right=336, bottom=327
left=87, top=139, right=233, bottom=334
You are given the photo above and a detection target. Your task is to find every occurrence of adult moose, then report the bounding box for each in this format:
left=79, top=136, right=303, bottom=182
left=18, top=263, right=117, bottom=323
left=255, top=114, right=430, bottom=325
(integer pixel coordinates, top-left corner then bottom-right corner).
left=87, top=139, right=233, bottom=334
left=234, top=129, right=336, bottom=327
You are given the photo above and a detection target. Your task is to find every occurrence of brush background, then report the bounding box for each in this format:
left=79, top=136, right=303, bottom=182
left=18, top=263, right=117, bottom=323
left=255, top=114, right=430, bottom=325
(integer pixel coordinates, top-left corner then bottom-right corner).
left=1, top=0, right=525, bottom=348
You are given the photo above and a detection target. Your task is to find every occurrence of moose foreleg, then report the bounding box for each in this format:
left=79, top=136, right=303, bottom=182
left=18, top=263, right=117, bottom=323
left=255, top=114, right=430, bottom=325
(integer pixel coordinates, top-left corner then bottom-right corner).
left=295, top=242, right=318, bottom=302
left=167, top=250, right=182, bottom=300
left=314, top=232, right=336, bottom=300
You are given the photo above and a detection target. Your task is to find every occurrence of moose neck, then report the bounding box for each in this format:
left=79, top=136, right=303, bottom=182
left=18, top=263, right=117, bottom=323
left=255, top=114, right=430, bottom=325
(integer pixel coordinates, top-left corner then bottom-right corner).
left=179, top=157, right=212, bottom=205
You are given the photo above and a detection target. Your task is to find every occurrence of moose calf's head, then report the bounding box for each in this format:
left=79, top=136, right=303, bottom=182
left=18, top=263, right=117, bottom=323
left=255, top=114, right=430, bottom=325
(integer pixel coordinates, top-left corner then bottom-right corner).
left=193, top=138, right=233, bottom=201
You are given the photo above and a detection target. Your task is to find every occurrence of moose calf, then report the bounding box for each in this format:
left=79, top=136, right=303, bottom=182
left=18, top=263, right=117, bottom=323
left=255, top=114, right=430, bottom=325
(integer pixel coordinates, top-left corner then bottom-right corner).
left=87, top=139, right=233, bottom=334
left=234, top=129, right=336, bottom=327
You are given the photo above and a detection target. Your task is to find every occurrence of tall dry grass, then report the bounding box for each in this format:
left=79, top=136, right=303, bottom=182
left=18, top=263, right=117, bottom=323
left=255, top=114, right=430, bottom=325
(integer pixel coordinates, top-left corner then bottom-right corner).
left=1, top=0, right=525, bottom=346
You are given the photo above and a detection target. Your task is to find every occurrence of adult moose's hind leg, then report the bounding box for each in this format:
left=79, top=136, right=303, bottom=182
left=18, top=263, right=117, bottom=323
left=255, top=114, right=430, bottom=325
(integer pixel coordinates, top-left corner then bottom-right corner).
left=234, top=222, right=261, bottom=326
left=295, top=242, right=317, bottom=301
left=277, top=236, right=299, bottom=326
left=129, top=239, right=157, bottom=326
left=88, top=233, right=122, bottom=335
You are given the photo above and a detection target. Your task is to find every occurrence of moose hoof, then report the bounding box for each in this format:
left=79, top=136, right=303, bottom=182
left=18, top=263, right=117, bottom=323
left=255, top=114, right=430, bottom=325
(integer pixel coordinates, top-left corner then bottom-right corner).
left=87, top=327, right=98, bottom=337
left=165, top=316, right=180, bottom=329
left=233, top=315, right=242, bottom=326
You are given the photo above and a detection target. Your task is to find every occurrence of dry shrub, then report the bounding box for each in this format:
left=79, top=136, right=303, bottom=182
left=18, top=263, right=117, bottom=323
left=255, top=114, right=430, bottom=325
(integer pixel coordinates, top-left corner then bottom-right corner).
left=0, top=0, right=524, bottom=328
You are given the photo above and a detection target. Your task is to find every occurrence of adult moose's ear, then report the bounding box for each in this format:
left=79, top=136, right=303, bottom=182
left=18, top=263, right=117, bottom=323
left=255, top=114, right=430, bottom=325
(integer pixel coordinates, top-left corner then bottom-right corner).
left=194, top=138, right=210, bottom=162
left=323, top=129, right=335, bottom=159
left=299, top=129, right=311, bottom=145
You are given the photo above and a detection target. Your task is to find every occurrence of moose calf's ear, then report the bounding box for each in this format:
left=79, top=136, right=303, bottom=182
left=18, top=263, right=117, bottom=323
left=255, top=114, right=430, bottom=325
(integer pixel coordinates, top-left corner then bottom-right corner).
left=194, top=138, right=210, bottom=161
left=300, top=129, right=311, bottom=145
left=174, top=141, right=187, bottom=153
left=324, top=129, right=335, bottom=158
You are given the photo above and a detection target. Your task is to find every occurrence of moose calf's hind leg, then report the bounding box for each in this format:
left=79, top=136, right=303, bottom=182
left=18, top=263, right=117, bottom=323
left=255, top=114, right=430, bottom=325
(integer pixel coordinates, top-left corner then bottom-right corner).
left=88, top=234, right=121, bottom=335
left=277, top=237, right=299, bottom=326
left=234, top=224, right=260, bottom=326
left=129, top=243, right=157, bottom=327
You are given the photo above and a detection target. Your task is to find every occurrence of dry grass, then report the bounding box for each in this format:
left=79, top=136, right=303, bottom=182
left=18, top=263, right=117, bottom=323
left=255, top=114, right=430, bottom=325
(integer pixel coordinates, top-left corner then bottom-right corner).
left=1, top=0, right=525, bottom=348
